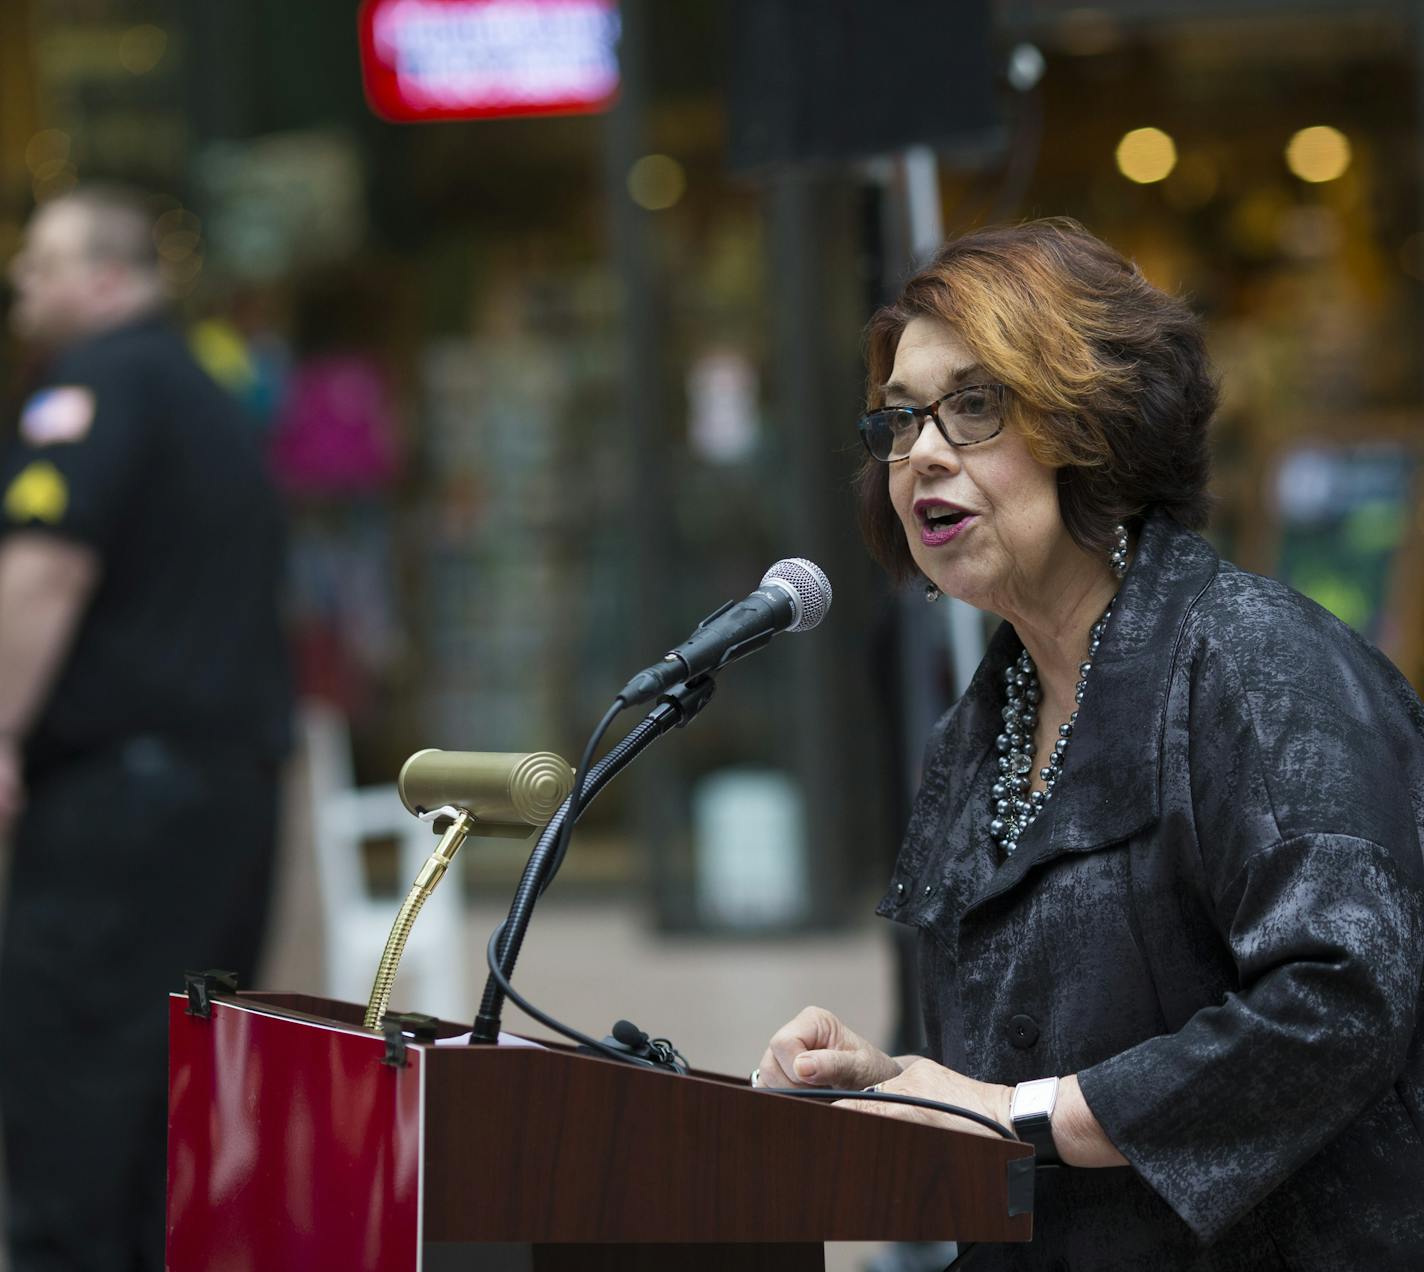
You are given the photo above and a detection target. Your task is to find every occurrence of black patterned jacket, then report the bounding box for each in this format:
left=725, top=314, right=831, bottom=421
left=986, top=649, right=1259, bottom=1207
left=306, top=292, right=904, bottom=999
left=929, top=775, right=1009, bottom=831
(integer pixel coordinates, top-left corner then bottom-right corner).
left=877, top=509, right=1424, bottom=1270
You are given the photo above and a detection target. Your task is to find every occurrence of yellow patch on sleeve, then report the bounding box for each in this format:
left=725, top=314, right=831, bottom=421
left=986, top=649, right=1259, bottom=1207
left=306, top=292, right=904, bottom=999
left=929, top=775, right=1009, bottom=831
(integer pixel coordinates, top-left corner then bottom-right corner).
left=3, top=461, right=69, bottom=525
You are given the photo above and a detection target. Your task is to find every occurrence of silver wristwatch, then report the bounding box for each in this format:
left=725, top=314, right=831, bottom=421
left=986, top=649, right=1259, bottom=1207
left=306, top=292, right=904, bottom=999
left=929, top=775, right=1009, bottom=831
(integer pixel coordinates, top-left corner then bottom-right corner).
left=1010, top=1076, right=1061, bottom=1165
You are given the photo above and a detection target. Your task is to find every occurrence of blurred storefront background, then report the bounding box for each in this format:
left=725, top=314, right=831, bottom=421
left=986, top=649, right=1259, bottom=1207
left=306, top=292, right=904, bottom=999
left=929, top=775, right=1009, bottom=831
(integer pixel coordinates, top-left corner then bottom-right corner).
left=2, top=0, right=1422, bottom=937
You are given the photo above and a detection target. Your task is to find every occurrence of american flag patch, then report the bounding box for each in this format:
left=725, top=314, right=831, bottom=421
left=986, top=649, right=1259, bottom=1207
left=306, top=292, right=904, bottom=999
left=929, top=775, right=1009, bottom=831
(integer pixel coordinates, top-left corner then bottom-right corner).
left=20, top=386, right=96, bottom=446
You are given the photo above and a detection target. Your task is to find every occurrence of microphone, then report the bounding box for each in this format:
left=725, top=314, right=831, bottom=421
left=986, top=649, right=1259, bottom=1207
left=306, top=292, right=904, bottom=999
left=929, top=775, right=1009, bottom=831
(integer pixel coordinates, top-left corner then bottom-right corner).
left=618, top=558, right=831, bottom=706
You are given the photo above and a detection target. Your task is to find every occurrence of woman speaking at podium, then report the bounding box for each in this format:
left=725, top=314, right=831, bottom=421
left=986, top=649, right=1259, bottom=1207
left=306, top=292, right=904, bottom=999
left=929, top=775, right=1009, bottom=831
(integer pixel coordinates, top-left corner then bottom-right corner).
left=754, top=220, right=1424, bottom=1268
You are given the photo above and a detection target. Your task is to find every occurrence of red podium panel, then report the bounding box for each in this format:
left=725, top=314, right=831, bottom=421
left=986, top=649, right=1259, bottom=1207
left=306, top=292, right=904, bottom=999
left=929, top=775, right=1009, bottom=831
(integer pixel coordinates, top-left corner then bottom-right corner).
left=168, top=992, right=1033, bottom=1270
left=168, top=994, right=422, bottom=1270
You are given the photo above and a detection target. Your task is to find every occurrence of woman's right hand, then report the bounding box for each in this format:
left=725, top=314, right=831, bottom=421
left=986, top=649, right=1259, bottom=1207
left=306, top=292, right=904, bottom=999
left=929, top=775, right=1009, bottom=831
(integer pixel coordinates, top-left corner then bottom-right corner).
left=754, top=1006, right=902, bottom=1090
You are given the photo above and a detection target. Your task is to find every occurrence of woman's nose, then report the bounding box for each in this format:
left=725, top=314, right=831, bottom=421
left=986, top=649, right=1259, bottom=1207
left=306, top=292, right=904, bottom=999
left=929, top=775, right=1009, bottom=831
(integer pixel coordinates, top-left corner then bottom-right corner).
left=907, top=416, right=961, bottom=474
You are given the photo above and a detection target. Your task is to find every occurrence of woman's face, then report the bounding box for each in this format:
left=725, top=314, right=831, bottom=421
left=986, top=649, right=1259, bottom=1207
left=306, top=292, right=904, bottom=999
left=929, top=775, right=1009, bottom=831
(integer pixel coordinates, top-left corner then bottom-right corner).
left=885, top=316, right=1072, bottom=614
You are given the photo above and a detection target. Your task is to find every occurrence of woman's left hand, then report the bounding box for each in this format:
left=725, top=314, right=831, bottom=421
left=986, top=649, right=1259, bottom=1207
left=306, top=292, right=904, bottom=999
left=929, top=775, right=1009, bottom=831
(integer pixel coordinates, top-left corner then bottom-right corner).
left=838, top=1057, right=1014, bottom=1139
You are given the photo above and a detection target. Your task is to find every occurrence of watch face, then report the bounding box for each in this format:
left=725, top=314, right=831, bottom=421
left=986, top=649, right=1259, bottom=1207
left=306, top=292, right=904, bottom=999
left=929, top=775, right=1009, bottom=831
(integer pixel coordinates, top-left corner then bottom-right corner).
left=1013, top=1078, right=1058, bottom=1120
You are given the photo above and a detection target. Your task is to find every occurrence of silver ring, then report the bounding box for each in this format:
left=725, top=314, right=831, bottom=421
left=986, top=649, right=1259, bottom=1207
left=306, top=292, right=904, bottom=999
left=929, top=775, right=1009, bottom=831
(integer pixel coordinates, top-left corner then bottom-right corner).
left=749, top=1067, right=761, bottom=1088
left=863, top=1082, right=882, bottom=1093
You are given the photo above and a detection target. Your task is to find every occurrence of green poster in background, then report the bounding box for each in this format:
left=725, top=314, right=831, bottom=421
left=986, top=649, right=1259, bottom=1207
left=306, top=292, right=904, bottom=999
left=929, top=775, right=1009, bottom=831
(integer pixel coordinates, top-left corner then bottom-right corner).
left=1274, top=445, right=1418, bottom=645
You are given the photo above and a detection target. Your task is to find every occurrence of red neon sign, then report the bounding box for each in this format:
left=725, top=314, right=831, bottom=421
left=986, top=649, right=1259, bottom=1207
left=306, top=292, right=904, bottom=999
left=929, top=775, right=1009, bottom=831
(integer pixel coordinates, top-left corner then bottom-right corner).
left=358, top=0, right=620, bottom=123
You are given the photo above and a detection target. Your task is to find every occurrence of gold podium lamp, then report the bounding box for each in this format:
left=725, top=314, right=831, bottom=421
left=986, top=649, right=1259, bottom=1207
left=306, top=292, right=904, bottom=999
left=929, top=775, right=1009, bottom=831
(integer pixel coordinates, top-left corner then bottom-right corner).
left=362, top=749, right=573, bottom=1029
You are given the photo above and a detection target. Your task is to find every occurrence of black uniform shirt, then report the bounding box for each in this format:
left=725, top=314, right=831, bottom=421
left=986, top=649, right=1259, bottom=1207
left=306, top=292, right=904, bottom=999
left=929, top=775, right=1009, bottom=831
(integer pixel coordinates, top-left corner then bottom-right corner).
left=0, top=314, right=291, bottom=774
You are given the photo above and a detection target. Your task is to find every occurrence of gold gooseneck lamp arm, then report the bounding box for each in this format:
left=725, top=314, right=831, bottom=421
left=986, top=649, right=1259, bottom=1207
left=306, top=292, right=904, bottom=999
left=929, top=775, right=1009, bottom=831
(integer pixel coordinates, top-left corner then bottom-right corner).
left=362, top=749, right=573, bottom=1031
left=362, top=804, right=476, bottom=1030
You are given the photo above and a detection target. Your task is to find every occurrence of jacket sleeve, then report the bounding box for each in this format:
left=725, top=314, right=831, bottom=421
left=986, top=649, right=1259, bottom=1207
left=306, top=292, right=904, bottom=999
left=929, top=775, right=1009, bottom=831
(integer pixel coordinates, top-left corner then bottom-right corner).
left=1076, top=633, right=1424, bottom=1243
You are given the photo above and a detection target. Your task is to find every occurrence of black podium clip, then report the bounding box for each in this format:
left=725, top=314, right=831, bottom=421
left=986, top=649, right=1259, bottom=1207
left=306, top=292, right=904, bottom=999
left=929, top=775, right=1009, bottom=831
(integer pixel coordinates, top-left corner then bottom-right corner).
left=380, top=1011, right=441, bottom=1068
left=183, top=969, right=239, bottom=1019
left=1006, top=1154, right=1036, bottom=1217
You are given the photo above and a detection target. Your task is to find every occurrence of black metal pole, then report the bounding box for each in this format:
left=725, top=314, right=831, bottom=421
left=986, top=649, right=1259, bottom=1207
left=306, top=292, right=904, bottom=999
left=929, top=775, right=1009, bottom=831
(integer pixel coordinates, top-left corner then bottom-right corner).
left=601, top=0, right=684, bottom=921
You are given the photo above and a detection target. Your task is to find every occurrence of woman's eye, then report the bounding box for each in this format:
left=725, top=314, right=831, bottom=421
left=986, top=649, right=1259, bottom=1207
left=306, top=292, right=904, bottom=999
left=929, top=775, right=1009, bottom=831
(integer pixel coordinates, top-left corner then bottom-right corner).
left=956, top=391, right=991, bottom=416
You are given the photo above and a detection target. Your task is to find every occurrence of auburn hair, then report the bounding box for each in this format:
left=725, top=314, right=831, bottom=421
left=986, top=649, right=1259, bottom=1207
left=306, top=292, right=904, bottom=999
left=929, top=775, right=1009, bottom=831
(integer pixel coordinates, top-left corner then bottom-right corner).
left=857, top=218, right=1216, bottom=579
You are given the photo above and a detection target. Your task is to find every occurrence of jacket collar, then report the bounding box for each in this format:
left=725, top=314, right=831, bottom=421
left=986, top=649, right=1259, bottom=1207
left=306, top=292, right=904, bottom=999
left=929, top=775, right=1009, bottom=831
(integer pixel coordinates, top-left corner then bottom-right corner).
left=960, top=510, right=1221, bottom=904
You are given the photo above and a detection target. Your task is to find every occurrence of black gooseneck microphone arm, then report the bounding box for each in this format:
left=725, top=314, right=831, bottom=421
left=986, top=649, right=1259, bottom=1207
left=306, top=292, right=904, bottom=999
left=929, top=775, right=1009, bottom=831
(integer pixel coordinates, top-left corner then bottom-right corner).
left=469, top=676, right=716, bottom=1045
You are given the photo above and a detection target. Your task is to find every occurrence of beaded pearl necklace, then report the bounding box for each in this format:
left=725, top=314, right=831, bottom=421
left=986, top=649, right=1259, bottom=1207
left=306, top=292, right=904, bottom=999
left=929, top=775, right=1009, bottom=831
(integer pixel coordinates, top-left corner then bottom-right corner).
left=989, top=600, right=1115, bottom=857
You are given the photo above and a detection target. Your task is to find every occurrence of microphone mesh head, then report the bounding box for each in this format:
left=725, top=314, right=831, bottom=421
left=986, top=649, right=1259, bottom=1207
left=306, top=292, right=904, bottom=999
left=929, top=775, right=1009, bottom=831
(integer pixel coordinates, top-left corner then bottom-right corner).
left=762, top=558, right=832, bottom=632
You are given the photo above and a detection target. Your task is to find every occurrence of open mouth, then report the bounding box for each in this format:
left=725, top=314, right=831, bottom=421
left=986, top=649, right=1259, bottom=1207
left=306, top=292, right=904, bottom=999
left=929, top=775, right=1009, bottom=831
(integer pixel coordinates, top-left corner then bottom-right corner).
left=914, top=500, right=977, bottom=545
left=922, top=507, right=971, bottom=530
left=916, top=499, right=974, bottom=527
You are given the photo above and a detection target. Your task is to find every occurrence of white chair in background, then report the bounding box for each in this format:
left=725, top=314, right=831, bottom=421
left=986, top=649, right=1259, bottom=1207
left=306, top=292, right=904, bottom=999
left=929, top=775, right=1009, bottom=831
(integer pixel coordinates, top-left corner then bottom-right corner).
left=299, top=700, right=469, bottom=1023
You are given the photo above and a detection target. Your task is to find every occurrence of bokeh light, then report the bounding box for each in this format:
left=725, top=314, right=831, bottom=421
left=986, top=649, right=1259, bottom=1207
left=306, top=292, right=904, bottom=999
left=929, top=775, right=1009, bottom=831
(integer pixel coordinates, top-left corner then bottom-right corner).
left=155, top=207, right=201, bottom=247
left=119, top=25, right=168, bottom=75
left=1116, top=127, right=1178, bottom=184
left=1007, top=43, right=1046, bottom=93
left=1285, top=126, right=1351, bottom=183
left=152, top=208, right=204, bottom=294
left=627, top=155, right=686, bottom=211
left=32, top=160, right=77, bottom=202
left=25, top=130, right=70, bottom=174
left=1400, top=232, right=1424, bottom=282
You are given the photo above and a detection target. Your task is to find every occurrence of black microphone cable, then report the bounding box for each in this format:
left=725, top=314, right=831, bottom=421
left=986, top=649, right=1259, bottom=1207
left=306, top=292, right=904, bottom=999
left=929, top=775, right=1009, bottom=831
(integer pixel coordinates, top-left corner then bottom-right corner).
left=483, top=919, right=670, bottom=1070
left=752, top=1085, right=1016, bottom=1140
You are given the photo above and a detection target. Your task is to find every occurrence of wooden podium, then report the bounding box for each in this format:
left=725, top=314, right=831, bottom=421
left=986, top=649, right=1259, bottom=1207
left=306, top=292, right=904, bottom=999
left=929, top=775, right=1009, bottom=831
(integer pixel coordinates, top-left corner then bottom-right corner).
left=167, top=990, right=1033, bottom=1270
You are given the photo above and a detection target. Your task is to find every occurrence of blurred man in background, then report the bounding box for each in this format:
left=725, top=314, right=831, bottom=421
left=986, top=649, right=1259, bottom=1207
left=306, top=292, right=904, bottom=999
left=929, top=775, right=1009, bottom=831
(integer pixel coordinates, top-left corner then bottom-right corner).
left=0, top=185, right=290, bottom=1271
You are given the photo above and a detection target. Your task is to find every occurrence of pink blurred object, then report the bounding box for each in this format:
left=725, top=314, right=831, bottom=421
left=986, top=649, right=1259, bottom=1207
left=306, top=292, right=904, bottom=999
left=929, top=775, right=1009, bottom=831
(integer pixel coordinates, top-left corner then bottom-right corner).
left=270, top=355, right=401, bottom=493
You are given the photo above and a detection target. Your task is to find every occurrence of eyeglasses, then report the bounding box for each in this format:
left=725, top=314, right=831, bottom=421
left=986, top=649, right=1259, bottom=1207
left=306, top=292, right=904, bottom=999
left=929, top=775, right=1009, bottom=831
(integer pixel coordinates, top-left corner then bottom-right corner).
left=856, top=383, right=1008, bottom=463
